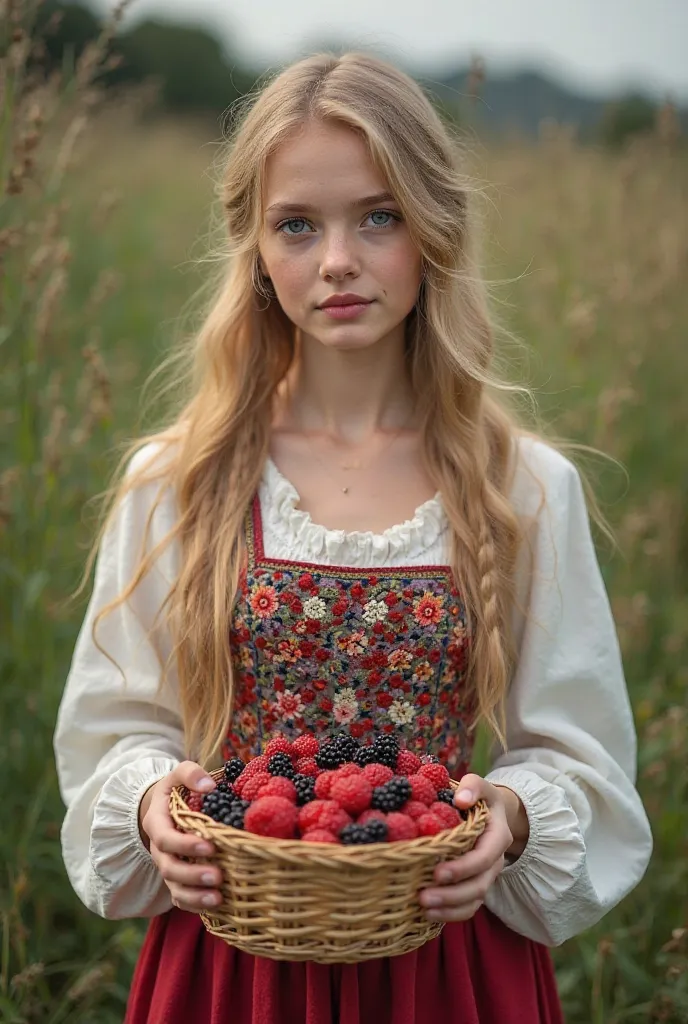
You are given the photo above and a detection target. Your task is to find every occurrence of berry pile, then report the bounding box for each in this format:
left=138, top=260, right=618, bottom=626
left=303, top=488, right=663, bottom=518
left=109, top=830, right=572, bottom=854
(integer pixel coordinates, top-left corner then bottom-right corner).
left=186, top=732, right=463, bottom=844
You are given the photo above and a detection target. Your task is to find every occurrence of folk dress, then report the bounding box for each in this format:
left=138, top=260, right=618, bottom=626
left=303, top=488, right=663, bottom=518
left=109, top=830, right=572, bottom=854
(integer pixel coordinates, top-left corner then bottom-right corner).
left=54, top=440, right=653, bottom=1024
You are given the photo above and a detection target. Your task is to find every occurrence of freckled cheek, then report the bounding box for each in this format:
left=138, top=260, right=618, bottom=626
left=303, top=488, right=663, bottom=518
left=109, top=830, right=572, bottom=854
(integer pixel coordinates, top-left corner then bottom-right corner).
left=270, top=258, right=312, bottom=311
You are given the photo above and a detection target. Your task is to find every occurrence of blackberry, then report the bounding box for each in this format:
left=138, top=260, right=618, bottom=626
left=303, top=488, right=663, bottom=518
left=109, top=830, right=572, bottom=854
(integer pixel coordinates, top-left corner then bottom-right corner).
left=436, top=788, right=455, bottom=805
left=340, top=823, right=381, bottom=845
left=223, top=757, right=245, bottom=783
left=315, top=740, right=344, bottom=771
left=293, top=774, right=316, bottom=806
left=268, top=753, right=295, bottom=778
left=331, top=732, right=359, bottom=762
left=352, top=744, right=379, bottom=768
left=420, top=753, right=440, bottom=764
left=371, top=777, right=412, bottom=813
left=222, top=804, right=246, bottom=829
left=371, top=734, right=400, bottom=769
left=363, top=819, right=388, bottom=843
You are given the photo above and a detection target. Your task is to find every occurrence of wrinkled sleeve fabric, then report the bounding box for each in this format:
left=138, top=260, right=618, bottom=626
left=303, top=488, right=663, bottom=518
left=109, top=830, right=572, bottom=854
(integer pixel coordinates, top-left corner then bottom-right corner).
left=484, top=438, right=653, bottom=946
left=54, top=444, right=183, bottom=920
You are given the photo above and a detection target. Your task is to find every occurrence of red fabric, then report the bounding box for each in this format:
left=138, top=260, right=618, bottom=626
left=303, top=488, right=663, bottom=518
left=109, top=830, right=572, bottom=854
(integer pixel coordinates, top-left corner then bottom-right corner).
left=125, top=905, right=564, bottom=1023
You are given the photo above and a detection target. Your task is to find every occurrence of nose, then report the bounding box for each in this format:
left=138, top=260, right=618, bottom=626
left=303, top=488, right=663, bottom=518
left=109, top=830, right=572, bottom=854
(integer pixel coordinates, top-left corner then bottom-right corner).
left=319, top=229, right=360, bottom=282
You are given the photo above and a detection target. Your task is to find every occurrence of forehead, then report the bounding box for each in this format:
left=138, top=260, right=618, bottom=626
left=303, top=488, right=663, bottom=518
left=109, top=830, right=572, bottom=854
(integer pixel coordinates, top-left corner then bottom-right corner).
left=263, top=120, right=389, bottom=208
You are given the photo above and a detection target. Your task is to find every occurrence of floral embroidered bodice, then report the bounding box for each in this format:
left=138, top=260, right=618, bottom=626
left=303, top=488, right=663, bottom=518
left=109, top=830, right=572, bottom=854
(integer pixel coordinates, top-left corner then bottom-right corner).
left=223, top=463, right=475, bottom=775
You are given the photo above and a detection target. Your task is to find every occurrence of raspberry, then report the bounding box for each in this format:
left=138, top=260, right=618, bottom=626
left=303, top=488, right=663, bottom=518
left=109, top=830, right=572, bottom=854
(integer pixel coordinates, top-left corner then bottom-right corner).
left=292, top=734, right=320, bottom=759
left=408, top=774, right=438, bottom=806
left=317, top=803, right=352, bottom=837
left=298, top=799, right=333, bottom=834
left=330, top=775, right=373, bottom=816
left=417, top=812, right=445, bottom=836
left=418, top=763, right=450, bottom=791
left=357, top=809, right=387, bottom=825
left=241, top=771, right=272, bottom=801
left=237, top=755, right=269, bottom=784
left=302, top=829, right=339, bottom=844
left=429, top=801, right=461, bottom=829
left=257, top=776, right=297, bottom=803
left=295, top=757, right=320, bottom=777
left=265, top=736, right=294, bottom=759
left=385, top=812, right=419, bottom=842
left=186, top=792, right=204, bottom=812
left=314, top=770, right=338, bottom=799
left=244, top=796, right=298, bottom=839
left=332, top=762, right=362, bottom=780
left=396, top=750, right=422, bottom=775
left=401, top=799, right=428, bottom=821
left=362, top=763, right=394, bottom=787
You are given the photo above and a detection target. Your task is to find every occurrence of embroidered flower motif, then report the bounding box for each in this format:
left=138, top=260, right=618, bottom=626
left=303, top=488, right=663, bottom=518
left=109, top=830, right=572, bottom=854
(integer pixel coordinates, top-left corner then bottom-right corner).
left=413, top=591, right=445, bottom=626
left=388, top=648, right=413, bottom=670
left=250, top=584, right=279, bottom=619
left=388, top=699, right=416, bottom=726
left=303, top=596, right=328, bottom=620
left=333, top=687, right=358, bottom=724
left=411, top=660, right=433, bottom=684
left=229, top=503, right=473, bottom=773
left=274, top=691, right=304, bottom=722
left=336, top=630, right=369, bottom=657
left=273, top=638, right=303, bottom=664
left=362, top=599, right=388, bottom=625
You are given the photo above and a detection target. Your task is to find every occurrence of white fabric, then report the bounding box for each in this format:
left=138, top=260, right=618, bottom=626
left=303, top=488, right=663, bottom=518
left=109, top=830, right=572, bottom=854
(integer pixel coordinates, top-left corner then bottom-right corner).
left=53, top=437, right=652, bottom=944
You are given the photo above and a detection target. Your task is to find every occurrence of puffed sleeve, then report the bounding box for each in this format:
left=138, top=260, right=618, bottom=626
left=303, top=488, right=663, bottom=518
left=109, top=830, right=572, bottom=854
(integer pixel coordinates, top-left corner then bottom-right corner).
left=483, top=437, right=653, bottom=946
left=53, top=443, right=184, bottom=920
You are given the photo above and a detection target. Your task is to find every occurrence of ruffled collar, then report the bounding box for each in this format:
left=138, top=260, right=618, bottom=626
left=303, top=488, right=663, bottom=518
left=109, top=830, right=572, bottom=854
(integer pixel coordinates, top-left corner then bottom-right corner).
left=259, top=457, right=448, bottom=567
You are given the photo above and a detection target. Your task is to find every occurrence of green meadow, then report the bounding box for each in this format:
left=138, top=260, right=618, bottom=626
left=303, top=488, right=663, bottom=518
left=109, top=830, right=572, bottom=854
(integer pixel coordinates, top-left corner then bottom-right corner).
left=2, top=31, right=687, bottom=1023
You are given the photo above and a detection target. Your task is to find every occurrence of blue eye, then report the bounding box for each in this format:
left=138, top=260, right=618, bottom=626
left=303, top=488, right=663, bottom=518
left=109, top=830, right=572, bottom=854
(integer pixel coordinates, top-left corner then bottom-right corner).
left=275, top=209, right=400, bottom=237
left=367, top=210, right=397, bottom=228
left=277, top=217, right=313, bottom=236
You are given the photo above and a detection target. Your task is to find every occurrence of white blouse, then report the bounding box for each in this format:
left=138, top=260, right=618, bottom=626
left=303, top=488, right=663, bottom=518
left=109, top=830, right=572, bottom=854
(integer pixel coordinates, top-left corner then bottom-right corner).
left=53, top=437, right=653, bottom=946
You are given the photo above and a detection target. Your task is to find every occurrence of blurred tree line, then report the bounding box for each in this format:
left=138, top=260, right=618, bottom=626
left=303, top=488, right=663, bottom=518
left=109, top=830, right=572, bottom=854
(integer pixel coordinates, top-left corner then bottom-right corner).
left=30, top=3, right=685, bottom=147
left=36, top=1, right=259, bottom=115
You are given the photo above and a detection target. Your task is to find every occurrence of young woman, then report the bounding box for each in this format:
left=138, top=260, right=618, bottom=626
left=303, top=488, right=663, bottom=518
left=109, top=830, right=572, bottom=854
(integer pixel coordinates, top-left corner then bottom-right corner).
left=54, top=51, right=652, bottom=1023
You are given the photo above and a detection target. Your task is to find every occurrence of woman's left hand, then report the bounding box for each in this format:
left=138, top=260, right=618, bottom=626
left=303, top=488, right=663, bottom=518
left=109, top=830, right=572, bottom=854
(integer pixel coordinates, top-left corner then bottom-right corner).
left=418, top=773, right=528, bottom=923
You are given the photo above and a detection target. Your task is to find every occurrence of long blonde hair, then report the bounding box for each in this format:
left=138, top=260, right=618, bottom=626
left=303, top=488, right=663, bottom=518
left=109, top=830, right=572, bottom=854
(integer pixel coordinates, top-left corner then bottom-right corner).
left=85, top=51, right=569, bottom=766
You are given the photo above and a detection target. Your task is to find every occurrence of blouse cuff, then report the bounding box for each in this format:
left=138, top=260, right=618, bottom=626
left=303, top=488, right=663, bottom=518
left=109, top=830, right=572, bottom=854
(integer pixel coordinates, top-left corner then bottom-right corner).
left=90, top=756, right=178, bottom=918
left=485, top=766, right=586, bottom=895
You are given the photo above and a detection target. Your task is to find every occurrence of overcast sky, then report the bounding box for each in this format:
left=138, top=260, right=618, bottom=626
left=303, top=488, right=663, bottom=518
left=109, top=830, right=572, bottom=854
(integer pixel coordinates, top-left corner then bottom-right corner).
left=95, top=0, right=688, bottom=100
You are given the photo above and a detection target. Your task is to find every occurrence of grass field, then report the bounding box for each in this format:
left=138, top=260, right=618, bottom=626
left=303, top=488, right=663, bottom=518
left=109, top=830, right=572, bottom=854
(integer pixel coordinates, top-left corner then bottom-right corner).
left=1, top=41, right=687, bottom=1023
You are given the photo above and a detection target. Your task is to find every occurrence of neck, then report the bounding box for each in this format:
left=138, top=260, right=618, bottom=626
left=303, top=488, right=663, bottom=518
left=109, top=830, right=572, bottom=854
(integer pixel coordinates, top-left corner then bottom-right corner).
left=279, top=325, right=416, bottom=443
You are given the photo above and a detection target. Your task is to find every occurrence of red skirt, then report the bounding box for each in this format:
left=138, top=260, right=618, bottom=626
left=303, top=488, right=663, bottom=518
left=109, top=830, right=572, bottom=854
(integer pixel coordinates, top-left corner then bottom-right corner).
left=125, top=905, right=564, bottom=1024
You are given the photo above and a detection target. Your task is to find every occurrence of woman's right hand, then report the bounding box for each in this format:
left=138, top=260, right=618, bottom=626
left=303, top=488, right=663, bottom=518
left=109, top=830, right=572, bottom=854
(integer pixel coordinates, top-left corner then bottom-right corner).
left=138, top=761, right=223, bottom=913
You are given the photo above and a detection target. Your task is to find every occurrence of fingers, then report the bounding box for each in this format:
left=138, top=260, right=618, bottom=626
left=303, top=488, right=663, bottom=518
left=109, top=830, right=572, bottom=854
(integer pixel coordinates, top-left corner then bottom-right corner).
left=160, top=854, right=222, bottom=889
left=452, top=773, right=489, bottom=808
left=167, top=760, right=217, bottom=795
left=169, top=883, right=223, bottom=913
left=420, top=863, right=504, bottom=922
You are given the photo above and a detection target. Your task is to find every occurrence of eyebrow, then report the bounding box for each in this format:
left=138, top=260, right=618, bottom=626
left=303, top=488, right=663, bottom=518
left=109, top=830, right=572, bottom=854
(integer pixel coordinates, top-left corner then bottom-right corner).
left=266, top=191, right=397, bottom=215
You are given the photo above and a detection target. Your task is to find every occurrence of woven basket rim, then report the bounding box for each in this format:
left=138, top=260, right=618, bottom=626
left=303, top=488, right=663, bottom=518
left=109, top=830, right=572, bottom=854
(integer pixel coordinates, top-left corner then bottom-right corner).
left=172, top=767, right=487, bottom=859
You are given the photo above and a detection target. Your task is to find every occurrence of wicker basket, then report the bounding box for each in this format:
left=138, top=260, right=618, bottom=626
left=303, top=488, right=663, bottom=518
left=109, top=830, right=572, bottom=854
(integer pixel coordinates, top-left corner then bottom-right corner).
left=170, top=767, right=489, bottom=964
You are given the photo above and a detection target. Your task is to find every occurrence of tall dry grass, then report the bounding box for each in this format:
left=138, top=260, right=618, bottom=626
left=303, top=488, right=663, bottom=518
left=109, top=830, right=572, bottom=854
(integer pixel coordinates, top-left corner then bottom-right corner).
left=1, top=6, right=687, bottom=1021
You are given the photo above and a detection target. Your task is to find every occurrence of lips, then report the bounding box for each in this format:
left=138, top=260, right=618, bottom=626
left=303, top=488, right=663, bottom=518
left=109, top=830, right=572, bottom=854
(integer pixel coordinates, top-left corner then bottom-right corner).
left=319, top=294, right=372, bottom=308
